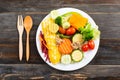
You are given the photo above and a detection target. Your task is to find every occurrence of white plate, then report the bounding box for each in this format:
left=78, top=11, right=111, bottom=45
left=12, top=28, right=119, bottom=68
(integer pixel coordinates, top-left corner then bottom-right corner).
left=36, top=8, right=100, bottom=71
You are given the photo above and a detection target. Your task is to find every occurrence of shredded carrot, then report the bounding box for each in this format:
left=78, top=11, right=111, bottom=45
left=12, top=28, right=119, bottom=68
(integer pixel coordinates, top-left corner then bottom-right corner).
left=39, top=36, right=48, bottom=49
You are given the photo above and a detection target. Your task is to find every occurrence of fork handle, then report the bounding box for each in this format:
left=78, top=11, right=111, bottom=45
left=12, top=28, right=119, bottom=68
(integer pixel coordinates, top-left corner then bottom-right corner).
left=19, top=34, right=23, bottom=61
left=26, top=32, right=30, bottom=61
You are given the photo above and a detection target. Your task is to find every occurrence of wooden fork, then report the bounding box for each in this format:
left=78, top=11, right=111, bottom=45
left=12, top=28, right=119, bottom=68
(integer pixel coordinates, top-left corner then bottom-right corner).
left=17, top=15, right=24, bottom=61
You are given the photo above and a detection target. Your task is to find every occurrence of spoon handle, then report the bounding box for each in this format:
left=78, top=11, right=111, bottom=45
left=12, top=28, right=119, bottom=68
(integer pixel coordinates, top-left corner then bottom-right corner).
left=26, top=32, right=30, bottom=61
left=19, top=34, right=23, bottom=61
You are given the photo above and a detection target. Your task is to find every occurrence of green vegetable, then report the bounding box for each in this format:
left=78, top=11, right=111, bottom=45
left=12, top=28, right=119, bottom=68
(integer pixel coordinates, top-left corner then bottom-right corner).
left=58, top=33, right=71, bottom=38
left=55, top=16, right=62, bottom=26
left=78, top=23, right=100, bottom=41
left=61, top=55, right=71, bottom=64
left=72, top=33, right=84, bottom=44
left=78, top=23, right=93, bottom=41
left=82, top=30, right=93, bottom=41
left=55, top=12, right=72, bottom=29
left=71, top=50, right=83, bottom=62
left=93, top=26, right=100, bottom=40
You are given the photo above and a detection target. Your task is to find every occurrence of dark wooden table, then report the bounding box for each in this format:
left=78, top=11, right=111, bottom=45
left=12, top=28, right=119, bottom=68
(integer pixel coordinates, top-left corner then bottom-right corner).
left=0, top=0, right=120, bottom=80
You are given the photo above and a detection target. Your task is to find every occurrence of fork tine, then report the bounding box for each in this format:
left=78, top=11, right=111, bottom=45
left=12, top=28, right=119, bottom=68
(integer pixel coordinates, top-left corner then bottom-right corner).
left=20, top=15, right=22, bottom=26
left=17, top=15, right=20, bottom=27
left=20, top=15, right=23, bottom=26
left=19, top=15, right=22, bottom=26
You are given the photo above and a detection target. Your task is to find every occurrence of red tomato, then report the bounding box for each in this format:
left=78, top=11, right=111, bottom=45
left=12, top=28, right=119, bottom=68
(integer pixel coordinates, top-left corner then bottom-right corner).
left=66, top=27, right=76, bottom=35
left=82, top=44, right=89, bottom=52
left=88, top=40, right=95, bottom=49
left=59, top=27, right=66, bottom=34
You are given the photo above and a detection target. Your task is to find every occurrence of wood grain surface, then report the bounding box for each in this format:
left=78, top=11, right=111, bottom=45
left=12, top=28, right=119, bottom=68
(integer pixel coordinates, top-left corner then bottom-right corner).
left=0, top=0, right=120, bottom=80
left=0, top=64, right=120, bottom=80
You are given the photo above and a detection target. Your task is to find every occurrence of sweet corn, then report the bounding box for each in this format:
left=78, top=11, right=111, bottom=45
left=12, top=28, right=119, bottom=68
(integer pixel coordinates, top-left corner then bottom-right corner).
left=41, top=18, right=61, bottom=64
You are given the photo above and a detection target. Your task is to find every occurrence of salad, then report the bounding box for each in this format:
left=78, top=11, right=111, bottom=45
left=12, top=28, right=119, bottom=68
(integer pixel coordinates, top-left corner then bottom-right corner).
left=39, top=10, right=100, bottom=65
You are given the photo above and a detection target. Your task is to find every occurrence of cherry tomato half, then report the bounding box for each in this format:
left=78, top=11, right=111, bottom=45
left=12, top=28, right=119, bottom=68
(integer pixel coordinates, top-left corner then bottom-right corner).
left=88, top=40, right=95, bottom=50
left=59, top=27, right=66, bottom=34
left=66, top=27, right=76, bottom=35
left=81, top=44, right=89, bottom=52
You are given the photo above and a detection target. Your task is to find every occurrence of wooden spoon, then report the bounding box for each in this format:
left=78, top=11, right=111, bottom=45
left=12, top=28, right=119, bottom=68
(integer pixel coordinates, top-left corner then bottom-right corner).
left=24, top=16, right=33, bottom=61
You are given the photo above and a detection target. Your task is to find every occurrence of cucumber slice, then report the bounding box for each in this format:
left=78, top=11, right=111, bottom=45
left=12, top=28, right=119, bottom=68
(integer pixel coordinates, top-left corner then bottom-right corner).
left=71, top=50, right=83, bottom=62
left=50, top=10, right=59, bottom=19
left=72, top=34, right=84, bottom=44
left=61, top=55, right=71, bottom=64
left=62, top=22, right=70, bottom=29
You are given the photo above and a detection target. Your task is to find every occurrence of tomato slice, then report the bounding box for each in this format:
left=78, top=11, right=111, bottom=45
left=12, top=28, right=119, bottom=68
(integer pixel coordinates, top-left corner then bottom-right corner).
left=88, top=40, right=95, bottom=50
left=81, top=44, right=89, bottom=52
left=66, top=27, right=76, bottom=35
